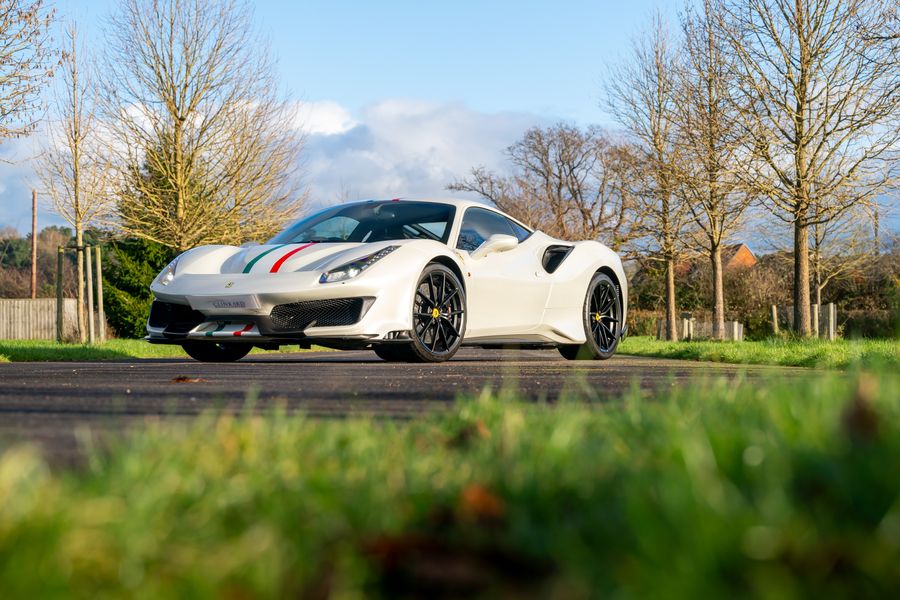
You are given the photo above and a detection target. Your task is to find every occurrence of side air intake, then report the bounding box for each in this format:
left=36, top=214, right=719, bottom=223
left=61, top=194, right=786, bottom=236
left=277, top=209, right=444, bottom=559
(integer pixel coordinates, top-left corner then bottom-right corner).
left=542, top=245, right=574, bottom=274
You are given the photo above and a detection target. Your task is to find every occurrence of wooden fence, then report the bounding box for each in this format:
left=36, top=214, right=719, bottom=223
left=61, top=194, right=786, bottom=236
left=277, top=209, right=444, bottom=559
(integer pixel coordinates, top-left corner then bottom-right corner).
left=773, top=303, right=837, bottom=340
left=656, top=317, right=745, bottom=341
left=0, top=298, right=79, bottom=341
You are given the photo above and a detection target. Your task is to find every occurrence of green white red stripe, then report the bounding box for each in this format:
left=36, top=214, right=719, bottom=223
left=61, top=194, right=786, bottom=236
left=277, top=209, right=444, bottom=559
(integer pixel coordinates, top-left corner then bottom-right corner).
left=242, top=242, right=317, bottom=273
left=270, top=242, right=317, bottom=273
left=242, top=245, right=286, bottom=273
left=205, top=321, right=230, bottom=337
left=233, top=323, right=255, bottom=337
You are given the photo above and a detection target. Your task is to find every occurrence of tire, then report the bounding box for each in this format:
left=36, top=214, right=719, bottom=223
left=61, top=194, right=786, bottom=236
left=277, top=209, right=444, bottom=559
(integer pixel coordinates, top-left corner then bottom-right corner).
left=558, top=272, right=621, bottom=361
left=372, top=344, right=416, bottom=362
left=398, top=263, right=467, bottom=363
left=181, top=341, right=253, bottom=362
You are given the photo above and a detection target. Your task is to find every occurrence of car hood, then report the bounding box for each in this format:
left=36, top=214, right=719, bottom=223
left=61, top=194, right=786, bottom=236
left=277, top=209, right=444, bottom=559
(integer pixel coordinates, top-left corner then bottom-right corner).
left=216, top=242, right=369, bottom=275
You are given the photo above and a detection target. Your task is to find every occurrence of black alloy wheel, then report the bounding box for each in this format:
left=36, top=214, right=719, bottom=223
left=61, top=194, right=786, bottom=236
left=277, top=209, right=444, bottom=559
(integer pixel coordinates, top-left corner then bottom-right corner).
left=559, top=272, right=621, bottom=360
left=374, top=263, right=466, bottom=363
left=181, top=341, right=253, bottom=362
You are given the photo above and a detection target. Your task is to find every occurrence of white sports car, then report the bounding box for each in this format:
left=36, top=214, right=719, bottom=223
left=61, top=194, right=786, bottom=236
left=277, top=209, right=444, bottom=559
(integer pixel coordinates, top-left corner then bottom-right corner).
left=147, top=198, right=628, bottom=362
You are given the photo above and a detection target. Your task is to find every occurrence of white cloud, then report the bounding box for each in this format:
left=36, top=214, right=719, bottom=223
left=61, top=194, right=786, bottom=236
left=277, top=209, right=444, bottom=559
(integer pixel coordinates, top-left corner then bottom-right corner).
left=294, top=100, right=358, bottom=136
left=300, top=99, right=547, bottom=208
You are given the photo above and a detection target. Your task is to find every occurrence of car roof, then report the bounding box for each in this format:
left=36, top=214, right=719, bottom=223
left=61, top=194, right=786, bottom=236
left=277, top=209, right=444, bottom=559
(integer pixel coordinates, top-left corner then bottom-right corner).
left=339, top=197, right=534, bottom=231
left=349, top=197, right=490, bottom=210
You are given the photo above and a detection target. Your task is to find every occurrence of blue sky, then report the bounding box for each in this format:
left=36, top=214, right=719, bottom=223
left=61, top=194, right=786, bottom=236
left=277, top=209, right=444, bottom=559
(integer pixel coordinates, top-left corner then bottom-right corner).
left=0, top=0, right=690, bottom=234
left=55, top=0, right=676, bottom=124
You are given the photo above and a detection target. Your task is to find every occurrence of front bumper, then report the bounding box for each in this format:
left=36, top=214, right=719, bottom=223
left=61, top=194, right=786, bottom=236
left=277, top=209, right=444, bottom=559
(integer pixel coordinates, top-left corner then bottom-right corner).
left=147, top=270, right=416, bottom=346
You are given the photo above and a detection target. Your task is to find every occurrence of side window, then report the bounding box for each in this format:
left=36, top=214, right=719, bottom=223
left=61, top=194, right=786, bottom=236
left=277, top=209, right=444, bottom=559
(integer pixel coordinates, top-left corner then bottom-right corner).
left=456, top=208, right=515, bottom=252
left=505, top=218, right=532, bottom=242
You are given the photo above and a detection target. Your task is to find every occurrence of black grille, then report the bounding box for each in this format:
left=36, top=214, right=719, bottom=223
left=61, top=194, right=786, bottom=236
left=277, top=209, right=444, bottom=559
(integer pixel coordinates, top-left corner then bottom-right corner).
left=148, top=301, right=206, bottom=334
left=270, top=298, right=366, bottom=331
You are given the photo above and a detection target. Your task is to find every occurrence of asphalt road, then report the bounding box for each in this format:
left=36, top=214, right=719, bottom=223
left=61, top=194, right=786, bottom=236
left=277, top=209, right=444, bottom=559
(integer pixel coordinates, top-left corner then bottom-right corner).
left=0, top=348, right=802, bottom=465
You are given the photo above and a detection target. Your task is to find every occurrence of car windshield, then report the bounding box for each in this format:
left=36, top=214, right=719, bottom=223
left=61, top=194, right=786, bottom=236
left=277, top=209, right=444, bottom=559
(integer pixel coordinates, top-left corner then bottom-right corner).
left=268, top=201, right=456, bottom=245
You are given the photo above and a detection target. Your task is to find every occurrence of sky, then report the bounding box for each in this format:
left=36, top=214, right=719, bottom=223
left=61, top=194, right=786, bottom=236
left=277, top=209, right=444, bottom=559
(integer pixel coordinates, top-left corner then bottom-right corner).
left=0, top=0, right=678, bottom=233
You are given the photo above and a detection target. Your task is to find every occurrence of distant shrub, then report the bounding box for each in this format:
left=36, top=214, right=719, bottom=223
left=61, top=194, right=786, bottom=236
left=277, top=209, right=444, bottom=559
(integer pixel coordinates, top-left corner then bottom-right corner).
left=742, top=308, right=777, bottom=341
left=102, top=238, right=174, bottom=338
left=841, top=309, right=899, bottom=339
left=626, top=309, right=658, bottom=337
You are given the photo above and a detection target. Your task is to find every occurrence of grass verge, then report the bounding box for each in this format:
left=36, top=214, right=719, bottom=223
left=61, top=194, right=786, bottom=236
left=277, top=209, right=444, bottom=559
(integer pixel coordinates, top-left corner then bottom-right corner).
left=1, top=370, right=898, bottom=597
left=620, top=335, right=899, bottom=369
left=0, top=339, right=325, bottom=362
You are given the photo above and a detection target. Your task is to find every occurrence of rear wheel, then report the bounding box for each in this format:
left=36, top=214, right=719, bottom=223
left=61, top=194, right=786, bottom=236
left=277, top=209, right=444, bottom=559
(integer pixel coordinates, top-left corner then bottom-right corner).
left=559, top=273, right=621, bottom=361
left=181, top=341, right=252, bottom=362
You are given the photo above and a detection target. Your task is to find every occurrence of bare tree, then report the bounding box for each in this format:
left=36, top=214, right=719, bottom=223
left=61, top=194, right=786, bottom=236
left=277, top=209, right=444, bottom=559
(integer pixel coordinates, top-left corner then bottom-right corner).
left=673, top=0, right=753, bottom=339
left=101, top=0, right=304, bottom=252
left=810, top=201, right=882, bottom=306
left=38, top=23, right=111, bottom=342
left=0, top=0, right=55, bottom=146
left=722, top=0, right=900, bottom=335
left=449, top=123, right=641, bottom=250
left=606, top=13, right=690, bottom=340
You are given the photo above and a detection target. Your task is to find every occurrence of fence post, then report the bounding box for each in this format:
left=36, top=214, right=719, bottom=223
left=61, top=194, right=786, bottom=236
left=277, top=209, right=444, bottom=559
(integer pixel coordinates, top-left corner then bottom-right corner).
left=827, top=303, right=836, bottom=341
left=85, top=245, right=95, bottom=344
left=56, top=247, right=64, bottom=342
left=95, top=247, right=105, bottom=342
left=771, top=304, right=779, bottom=335
left=811, top=304, right=819, bottom=338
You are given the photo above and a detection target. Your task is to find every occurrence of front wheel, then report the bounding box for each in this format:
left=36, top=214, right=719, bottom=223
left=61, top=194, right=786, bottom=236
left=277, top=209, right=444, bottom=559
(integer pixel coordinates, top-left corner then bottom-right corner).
left=558, top=273, right=621, bottom=361
left=181, top=341, right=252, bottom=362
left=372, top=344, right=416, bottom=362
left=384, top=263, right=466, bottom=363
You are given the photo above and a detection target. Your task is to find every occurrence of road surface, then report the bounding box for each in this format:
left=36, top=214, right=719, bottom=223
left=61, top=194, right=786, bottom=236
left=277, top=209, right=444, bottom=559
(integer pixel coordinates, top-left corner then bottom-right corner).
left=0, top=349, right=801, bottom=465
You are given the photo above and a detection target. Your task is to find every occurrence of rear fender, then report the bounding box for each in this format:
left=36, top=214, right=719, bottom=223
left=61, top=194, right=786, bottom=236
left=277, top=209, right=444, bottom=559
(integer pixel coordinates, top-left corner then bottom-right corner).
left=545, top=241, right=628, bottom=317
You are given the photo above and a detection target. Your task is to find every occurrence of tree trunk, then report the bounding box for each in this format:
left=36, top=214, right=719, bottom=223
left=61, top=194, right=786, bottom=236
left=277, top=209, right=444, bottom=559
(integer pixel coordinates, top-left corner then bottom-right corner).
left=75, top=226, right=86, bottom=343
left=793, top=219, right=811, bottom=336
left=665, top=256, right=678, bottom=341
left=710, top=244, right=725, bottom=340
left=174, top=119, right=186, bottom=252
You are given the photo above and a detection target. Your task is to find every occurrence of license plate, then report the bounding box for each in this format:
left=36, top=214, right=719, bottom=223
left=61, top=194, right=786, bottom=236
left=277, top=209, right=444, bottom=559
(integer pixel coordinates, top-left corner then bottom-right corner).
left=189, top=295, right=260, bottom=310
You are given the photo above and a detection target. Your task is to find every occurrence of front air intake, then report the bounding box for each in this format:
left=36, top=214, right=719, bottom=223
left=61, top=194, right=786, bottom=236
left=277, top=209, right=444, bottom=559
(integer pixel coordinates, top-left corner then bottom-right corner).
left=149, top=301, right=206, bottom=334
left=270, top=298, right=367, bottom=332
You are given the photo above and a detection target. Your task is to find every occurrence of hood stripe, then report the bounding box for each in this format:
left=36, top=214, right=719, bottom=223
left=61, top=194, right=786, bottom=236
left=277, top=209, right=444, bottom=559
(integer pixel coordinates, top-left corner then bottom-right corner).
left=270, top=242, right=317, bottom=273
left=242, top=244, right=287, bottom=274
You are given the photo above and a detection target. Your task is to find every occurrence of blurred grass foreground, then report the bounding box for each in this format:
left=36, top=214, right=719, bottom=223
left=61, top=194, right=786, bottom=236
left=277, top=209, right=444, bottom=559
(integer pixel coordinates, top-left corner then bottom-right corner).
left=1, top=370, right=899, bottom=598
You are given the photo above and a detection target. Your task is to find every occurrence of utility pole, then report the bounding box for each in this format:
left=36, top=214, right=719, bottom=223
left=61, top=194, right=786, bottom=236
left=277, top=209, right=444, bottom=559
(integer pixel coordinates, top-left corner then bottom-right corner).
left=31, top=189, right=37, bottom=298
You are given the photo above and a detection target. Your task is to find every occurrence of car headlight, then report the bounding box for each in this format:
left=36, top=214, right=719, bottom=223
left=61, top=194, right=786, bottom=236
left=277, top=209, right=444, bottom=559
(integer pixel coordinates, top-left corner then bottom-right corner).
left=154, top=257, right=179, bottom=286
left=319, top=246, right=398, bottom=284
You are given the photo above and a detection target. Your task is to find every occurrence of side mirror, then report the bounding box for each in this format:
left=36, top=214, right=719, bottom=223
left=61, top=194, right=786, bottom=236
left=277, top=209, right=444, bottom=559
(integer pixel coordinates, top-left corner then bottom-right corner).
left=471, top=234, right=518, bottom=259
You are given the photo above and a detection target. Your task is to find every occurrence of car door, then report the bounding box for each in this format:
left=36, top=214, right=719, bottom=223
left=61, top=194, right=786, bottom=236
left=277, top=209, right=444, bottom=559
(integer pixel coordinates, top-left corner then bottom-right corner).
left=455, top=207, right=551, bottom=338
